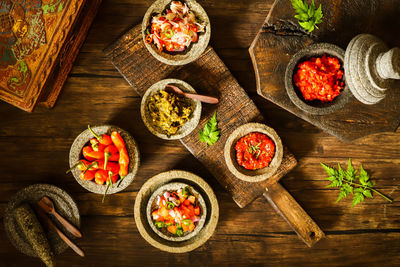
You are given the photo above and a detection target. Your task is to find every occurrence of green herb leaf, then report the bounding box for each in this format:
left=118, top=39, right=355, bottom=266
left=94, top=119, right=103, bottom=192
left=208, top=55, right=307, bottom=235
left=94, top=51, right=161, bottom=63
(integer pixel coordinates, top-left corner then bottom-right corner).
left=321, top=159, right=392, bottom=207
left=291, top=0, right=323, bottom=33
left=198, top=112, right=220, bottom=146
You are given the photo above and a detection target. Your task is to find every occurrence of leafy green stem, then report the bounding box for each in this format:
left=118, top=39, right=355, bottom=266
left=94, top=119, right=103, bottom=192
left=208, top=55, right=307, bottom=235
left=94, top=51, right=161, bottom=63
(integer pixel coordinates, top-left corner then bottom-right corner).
left=345, top=180, right=392, bottom=203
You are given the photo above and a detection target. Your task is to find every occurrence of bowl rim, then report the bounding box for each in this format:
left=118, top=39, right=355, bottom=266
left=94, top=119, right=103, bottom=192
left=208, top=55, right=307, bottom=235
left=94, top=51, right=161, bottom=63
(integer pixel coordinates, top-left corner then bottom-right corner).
left=140, top=78, right=202, bottom=140
left=69, top=125, right=140, bottom=195
left=134, top=170, right=219, bottom=253
left=224, top=122, right=283, bottom=183
left=145, top=182, right=207, bottom=242
left=141, top=0, right=211, bottom=65
left=284, top=42, right=352, bottom=115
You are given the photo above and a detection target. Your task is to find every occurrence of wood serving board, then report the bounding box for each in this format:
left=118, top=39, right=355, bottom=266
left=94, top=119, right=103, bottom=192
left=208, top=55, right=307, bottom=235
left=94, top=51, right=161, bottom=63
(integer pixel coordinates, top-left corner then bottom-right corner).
left=249, top=0, right=400, bottom=142
left=104, top=24, right=324, bottom=247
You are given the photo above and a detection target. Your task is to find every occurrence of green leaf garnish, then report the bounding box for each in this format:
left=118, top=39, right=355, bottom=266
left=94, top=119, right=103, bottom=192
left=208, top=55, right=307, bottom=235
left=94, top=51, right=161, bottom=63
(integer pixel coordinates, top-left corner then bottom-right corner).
left=321, top=159, right=393, bottom=207
left=198, top=112, right=220, bottom=146
left=291, top=0, right=323, bottom=33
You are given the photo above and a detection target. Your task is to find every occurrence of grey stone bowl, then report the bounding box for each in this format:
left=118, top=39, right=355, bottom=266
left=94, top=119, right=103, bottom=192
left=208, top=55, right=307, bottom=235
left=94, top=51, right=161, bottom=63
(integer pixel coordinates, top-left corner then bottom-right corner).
left=141, top=79, right=202, bottom=140
left=142, top=0, right=211, bottom=65
left=146, top=182, right=207, bottom=242
left=224, top=123, right=283, bottom=183
left=285, top=43, right=352, bottom=115
left=69, top=125, right=140, bottom=195
left=134, top=170, right=219, bottom=253
left=4, top=184, right=80, bottom=257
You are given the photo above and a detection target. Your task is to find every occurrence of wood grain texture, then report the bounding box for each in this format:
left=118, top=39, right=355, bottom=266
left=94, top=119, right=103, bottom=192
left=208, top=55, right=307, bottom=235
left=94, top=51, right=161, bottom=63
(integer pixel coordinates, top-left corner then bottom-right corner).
left=0, top=0, right=400, bottom=265
left=104, top=24, right=298, bottom=208
left=249, top=0, right=400, bottom=142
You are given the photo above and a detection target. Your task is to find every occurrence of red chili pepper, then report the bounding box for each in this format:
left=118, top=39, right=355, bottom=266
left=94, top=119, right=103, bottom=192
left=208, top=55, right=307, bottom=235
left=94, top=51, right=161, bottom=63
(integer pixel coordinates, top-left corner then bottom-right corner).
left=82, top=146, right=105, bottom=160
left=80, top=170, right=95, bottom=181
left=111, top=131, right=130, bottom=182
left=66, top=159, right=93, bottom=174
left=88, top=125, right=113, bottom=146
left=84, top=160, right=119, bottom=175
left=90, top=138, right=106, bottom=152
left=145, top=34, right=153, bottom=44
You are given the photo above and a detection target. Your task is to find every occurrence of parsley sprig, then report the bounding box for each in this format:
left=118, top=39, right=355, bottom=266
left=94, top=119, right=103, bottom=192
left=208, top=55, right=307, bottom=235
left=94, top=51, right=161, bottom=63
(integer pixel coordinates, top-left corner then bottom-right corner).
left=291, top=0, right=323, bottom=33
left=321, top=159, right=392, bottom=207
left=198, top=112, right=220, bottom=146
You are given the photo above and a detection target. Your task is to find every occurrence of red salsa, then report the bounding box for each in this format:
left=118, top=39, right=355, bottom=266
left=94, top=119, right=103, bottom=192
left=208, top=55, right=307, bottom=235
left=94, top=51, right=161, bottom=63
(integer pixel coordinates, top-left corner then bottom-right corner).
left=235, top=132, right=275, bottom=170
left=293, top=54, right=344, bottom=102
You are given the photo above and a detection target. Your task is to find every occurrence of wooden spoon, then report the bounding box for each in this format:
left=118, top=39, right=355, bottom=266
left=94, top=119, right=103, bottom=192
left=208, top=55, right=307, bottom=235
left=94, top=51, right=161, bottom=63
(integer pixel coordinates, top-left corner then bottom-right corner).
left=38, top=196, right=82, bottom=238
left=166, top=84, right=219, bottom=104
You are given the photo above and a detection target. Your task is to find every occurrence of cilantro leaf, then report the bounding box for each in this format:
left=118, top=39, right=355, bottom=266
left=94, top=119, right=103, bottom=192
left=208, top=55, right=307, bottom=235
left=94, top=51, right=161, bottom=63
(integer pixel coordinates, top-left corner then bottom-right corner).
left=291, top=0, right=323, bottom=33
left=198, top=112, right=220, bottom=146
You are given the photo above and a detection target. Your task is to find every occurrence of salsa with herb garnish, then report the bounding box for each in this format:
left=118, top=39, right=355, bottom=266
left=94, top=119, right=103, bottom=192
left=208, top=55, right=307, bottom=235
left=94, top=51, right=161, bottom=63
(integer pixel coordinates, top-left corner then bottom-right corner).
left=293, top=54, right=344, bottom=102
left=235, top=132, right=275, bottom=170
left=151, top=187, right=201, bottom=237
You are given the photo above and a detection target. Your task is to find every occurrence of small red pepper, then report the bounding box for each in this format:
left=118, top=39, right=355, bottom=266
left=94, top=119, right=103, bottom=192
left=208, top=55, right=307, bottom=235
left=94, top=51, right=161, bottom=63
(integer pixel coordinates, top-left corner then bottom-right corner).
left=82, top=146, right=104, bottom=160
left=88, top=125, right=113, bottom=146
left=66, top=159, right=93, bottom=174
left=90, top=138, right=106, bottom=152
left=80, top=170, right=96, bottom=181
left=111, top=131, right=130, bottom=183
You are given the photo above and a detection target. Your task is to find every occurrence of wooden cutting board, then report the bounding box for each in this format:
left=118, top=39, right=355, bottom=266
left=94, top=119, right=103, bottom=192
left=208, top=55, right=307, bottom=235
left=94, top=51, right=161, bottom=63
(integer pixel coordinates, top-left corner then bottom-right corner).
left=249, top=0, right=400, bottom=142
left=0, top=0, right=101, bottom=112
left=104, top=24, right=324, bottom=247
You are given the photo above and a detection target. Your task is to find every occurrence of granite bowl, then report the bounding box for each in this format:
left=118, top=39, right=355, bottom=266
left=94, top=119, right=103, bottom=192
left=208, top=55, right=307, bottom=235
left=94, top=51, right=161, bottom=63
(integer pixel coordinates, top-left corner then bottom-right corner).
left=134, top=170, right=219, bottom=253
left=4, top=184, right=80, bottom=257
left=141, top=79, right=202, bottom=140
left=142, top=0, right=211, bottom=65
left=285, top=43, right=352, bottom=115
left=146, top=182, right=207, bottom=242
left=224, top=123, right=283, bottom=183
left=69, top=125, right=140, bottom=195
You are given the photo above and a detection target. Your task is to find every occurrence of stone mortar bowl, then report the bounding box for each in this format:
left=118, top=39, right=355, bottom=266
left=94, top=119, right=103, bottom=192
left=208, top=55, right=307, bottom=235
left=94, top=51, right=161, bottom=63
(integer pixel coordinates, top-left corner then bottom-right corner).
left=134, top=170, right=219, bottom=253
left=142, top=0, right=211, bottom=65
left=146, top=182, right=207, bottom=242
left=69, top=125, right=140, bottom=195
left=4, top=184, right=80, bottom=257
left=141, top=79, right=202, bottom=140
left=285, top=43, right=352, bottom=115
left=224, top=123, right=283, bottom=183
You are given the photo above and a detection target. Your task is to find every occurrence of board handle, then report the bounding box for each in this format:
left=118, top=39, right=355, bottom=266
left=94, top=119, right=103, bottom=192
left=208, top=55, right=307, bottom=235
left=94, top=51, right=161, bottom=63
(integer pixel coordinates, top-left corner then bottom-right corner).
left=263, top=182, right=324, bottom=247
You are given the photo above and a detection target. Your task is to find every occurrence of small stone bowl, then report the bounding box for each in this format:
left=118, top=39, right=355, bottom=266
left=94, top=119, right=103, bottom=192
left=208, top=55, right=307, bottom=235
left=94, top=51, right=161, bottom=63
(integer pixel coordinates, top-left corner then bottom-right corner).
left=224, top=123, right=283, bottom=183
left=142, top=0, right=211, bottom=65
left=134, top=170, right=219, bottom=253
left=146, top=182, right=207, bottom=242
left=285, top=43, right=352, bottom=115
left=69, top=125, right=140, bottom=195
left=141, top=79, right=202, bottom=140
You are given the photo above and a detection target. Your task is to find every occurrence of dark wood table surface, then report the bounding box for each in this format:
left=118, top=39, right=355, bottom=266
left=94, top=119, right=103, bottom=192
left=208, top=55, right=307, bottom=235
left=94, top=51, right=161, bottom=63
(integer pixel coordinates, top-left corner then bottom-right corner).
left=1, top=0, right=399, bottom=265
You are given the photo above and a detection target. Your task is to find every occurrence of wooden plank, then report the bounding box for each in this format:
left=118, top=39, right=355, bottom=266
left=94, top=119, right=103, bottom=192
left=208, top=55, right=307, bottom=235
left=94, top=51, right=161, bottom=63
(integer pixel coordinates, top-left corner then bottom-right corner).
left=104, top=24, right=297, bottom=208
left=249, top=0, right=400, bottom=142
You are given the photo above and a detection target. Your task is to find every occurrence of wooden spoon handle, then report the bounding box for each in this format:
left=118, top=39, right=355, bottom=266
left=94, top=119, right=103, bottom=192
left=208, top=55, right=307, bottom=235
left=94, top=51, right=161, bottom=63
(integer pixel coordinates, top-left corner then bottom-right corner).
left=263, top=182, right=324, bottom=247
left=183, top=93, right=219, bottom=104
left=52, top=224, right=85, bottom=257
left=53, top=211, right=82, bottom=238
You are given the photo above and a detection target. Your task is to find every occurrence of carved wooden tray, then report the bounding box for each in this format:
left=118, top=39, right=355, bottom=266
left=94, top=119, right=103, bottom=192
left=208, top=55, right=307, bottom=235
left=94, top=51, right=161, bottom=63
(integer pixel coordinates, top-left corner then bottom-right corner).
left=0, top=0, right=101, bottom=112
left=104, top=24, right=324, bottom=247
left=249, top=0, right=400, bottom=142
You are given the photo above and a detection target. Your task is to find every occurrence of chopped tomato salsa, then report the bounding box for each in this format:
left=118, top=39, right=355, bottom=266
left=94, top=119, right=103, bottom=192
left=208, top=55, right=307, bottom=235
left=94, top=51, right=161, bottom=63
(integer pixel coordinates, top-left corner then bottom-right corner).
left=293, top=54, right=344, bottom=102
left=151, top=187, right=201, bottom=237
left=235, top=132, right=275, bottom=170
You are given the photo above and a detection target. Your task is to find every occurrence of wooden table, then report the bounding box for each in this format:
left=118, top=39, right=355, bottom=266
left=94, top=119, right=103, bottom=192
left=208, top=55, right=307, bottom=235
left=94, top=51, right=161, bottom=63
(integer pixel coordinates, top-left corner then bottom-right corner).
left=0, top=0, right=399, bottom=265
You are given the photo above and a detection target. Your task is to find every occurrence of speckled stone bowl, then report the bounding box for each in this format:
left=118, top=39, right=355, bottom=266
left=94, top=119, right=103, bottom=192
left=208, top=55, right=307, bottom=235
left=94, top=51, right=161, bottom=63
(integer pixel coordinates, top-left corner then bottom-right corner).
left=134, top=170, right=219, bottom=253
left=224, top=123, right=283, bottom=183
left=285, top=43, right=352, bottom=115
left=142, top=0, right=211, bottom=65
left=69, top=125, right=140, bottom=195
left=141, top=79, right=202, bottom=140
left=4, top=184, right=80, bottom=257
left=146, top=182, right=207, bottom=242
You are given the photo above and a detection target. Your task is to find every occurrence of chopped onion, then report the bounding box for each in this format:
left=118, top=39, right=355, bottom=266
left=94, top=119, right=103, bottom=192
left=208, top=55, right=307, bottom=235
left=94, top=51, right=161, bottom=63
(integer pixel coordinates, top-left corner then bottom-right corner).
left=163, top=192, right=170, bottom=199
left=191, top=216, right=200, bottom=223
left=169, top=210, right=175, bottom=218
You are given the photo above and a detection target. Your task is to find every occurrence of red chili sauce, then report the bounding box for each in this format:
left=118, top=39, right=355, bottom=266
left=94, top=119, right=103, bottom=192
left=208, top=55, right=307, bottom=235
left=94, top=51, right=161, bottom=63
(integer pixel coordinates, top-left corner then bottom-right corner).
left=235, top=132, right=275, bottom=170
left=293, top=54, right=344, bottom=102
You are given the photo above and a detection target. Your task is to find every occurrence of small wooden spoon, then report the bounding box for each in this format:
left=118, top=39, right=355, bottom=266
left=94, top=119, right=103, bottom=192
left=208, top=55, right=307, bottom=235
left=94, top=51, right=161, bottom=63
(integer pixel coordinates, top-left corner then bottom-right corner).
left=166, top=84, right=219, bottom=104
left=38, top=196, right=82, bottom=238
